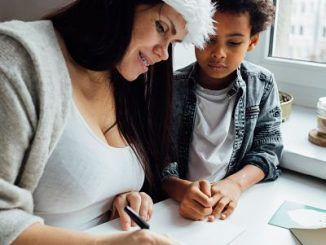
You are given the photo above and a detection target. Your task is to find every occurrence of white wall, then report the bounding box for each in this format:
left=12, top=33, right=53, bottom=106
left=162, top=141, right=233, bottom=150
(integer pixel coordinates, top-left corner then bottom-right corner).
left=0, top=0, right=74, bottom=21
left=0, top=0, right=196, bottom=70
left=173, top=43, right=196, bottom=70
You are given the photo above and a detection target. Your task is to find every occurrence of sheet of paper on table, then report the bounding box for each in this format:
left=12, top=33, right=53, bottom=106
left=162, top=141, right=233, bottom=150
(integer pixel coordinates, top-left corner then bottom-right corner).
left=87, top=199, right=245, bottom=245
left=269, top=200, right=326, bottom=245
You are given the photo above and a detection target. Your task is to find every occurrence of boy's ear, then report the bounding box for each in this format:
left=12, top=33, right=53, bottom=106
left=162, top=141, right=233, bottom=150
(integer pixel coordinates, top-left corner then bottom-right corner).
left=247, top=33, right=260, bottom=51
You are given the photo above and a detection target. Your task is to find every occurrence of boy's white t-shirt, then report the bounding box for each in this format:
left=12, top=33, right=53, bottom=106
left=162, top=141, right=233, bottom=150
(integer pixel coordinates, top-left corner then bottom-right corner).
left=187, top=82, right=236, bottom=182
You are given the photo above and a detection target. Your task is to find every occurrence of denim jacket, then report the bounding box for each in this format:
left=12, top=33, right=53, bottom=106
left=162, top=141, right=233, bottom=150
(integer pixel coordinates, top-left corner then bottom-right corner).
left=162, top=61, right=283, bottom=182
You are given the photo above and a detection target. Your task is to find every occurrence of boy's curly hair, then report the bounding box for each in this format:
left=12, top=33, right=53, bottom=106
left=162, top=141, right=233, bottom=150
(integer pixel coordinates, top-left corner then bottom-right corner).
left=213, top=0, right=275, bottom=36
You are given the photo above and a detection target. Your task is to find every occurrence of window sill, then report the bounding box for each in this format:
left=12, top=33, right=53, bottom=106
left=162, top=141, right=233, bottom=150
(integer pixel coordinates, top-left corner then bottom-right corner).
left=280, top=105, right=326, bottom=180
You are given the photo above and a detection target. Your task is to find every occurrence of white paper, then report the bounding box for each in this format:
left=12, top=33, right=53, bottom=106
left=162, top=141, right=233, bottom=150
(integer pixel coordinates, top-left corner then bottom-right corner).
left=288, top=209, right=326, bottom=229
left=87, top=199, right=245, bottom=245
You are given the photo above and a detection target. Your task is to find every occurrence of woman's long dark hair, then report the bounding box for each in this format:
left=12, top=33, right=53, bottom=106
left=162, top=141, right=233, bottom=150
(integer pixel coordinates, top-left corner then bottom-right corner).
left=48, top=0, right=175, bottom=199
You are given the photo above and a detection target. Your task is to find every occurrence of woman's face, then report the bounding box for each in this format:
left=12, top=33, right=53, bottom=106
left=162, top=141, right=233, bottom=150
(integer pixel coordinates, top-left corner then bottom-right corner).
left=116, top=4, right=187, bottom=81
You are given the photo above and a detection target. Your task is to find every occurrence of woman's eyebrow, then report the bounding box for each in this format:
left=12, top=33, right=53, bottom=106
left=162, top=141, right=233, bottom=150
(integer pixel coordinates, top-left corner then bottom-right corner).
left=166, top=16, right=177, bottom=35
left=163, top=16, right=183, bottom=42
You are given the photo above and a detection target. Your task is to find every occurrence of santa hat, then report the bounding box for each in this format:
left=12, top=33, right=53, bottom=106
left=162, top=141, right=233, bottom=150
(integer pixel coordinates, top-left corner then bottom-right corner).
left=162, top=0, right=216, bottom=48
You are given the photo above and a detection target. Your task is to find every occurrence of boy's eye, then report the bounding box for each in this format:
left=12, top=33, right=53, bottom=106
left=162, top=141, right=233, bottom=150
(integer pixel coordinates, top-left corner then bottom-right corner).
left=155, top=21, right=165, bottom=33
left=227, top=41, right=242, bottom=47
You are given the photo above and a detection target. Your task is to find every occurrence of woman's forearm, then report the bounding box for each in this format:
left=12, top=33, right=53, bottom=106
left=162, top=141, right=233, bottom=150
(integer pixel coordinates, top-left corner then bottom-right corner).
left=12, top=222, right=174, bottom=245
left=12, top=223, right=98, bottom=245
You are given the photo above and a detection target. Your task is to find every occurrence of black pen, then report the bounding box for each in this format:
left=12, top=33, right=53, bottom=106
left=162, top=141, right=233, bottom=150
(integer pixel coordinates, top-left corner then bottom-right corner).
left=124, top=206, right=150, bottom=229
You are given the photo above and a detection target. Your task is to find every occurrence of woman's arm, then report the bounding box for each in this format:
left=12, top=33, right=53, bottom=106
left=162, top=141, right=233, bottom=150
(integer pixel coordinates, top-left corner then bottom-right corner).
left=12, top=223, right=95, bottom=245
left=13, top=223, right=175, bottom=245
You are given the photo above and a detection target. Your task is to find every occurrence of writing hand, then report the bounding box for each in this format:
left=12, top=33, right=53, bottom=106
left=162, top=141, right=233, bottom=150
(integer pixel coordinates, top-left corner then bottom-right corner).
left=112, top=191, right=153, bottom=230
left=97, top=229, right=178, bottom=245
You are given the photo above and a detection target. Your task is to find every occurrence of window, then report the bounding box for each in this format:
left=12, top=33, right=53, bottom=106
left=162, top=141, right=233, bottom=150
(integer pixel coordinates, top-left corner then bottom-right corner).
left=246, top=0, right=326, bottom=108
left=291, top=25, right=295, bottom=35
left=301, top=2, right=305, bottom=13
left=272, top=0, right=325, bottom=63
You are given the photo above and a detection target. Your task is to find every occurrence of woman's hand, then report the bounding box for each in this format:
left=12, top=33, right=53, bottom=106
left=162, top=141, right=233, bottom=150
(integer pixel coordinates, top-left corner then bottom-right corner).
left=97, top=229, right=178, bottom=245
left=179, top=179, right=213, bottom=220
left=208, top=178, right=242, bottom=221
left=112, top=191, right=153, bottom=230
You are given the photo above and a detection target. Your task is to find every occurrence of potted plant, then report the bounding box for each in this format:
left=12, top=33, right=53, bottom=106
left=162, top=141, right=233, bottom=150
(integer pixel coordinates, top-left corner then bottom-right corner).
left=279, top=91, right=294, bottom=122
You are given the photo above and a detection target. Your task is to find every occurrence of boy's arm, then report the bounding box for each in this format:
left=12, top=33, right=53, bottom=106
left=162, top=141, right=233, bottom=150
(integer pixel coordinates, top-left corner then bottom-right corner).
left=162, top=176, right=192, bottom=202
left=209, top=74, right=282, bottom=221
left=162, top=177, right=213, bottom=220
left=241, top=74, right=283, bottom=181
left=208, top=164, right=264, bottom=221
left=224, top=164, right=265, bottom=192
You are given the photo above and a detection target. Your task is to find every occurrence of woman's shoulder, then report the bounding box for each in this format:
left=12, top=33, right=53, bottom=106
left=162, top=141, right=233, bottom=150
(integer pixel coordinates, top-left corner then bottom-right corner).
left=0, top=20, right=54, bottom=36
left=0, top=20, right=72, bottom=119
left=0, top=20, right=59, bottom=67
left=0, top=20, right=58, bottom=59
left=0, top=20, right=55, bottom=46
left=0, top=20, right=70, bottom=91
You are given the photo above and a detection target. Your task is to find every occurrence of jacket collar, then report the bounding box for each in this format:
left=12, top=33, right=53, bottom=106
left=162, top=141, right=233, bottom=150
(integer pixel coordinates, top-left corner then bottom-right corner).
left=185, top=62, right=246, bottom=98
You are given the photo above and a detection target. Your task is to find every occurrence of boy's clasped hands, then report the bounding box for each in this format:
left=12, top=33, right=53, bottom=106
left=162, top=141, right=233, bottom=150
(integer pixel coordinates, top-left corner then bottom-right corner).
left=179, top=179, right=242, bottom=221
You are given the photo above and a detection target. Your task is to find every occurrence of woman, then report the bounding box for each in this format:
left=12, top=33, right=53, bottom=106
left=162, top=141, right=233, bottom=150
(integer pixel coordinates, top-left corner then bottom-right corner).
left=0, top=0, right=215, bottom=244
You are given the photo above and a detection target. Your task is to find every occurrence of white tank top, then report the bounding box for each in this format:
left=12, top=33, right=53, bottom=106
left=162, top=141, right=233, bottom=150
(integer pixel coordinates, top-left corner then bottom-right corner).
left=33, top=101, right=145, bottom=230
left=188, top=83, right=236, bottom=182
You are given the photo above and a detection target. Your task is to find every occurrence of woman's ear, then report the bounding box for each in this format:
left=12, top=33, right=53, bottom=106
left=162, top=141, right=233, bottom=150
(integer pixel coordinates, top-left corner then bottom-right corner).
left=247, top=33, right=260, bottom=51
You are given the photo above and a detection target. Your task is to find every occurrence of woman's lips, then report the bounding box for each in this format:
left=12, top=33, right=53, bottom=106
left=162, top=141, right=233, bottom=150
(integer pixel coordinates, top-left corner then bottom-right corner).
left=139, top=52, right=154, bottom=72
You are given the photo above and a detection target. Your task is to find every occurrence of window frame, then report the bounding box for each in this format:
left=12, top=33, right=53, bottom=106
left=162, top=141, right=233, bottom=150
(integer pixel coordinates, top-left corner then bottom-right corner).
left=246, top=0, right=326, bottom=108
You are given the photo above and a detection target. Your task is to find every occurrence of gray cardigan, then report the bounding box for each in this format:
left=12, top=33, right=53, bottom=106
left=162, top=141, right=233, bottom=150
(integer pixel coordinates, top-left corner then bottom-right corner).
left=0, top=20, right=71, bottom=244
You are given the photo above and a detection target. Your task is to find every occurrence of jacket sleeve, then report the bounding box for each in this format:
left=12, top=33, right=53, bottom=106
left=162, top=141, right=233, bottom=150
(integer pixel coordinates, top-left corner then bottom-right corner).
left=160, top=75, right=186, bottom=182
left=161, top=107, right=181, bottom=181
left=0, top=35, right=43, bottom=245
left=161, top=162, right=180, bottom=182
left=241, top=74, right=283, bottom=181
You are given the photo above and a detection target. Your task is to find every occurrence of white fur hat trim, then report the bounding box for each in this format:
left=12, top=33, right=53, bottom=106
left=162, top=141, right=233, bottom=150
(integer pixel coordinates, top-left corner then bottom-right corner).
left=162, top=0, right=216, bottom=48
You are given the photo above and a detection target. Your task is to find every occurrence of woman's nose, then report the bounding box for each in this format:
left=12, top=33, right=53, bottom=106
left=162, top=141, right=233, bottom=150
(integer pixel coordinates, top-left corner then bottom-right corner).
left=153, top=43, right=169, bottom=61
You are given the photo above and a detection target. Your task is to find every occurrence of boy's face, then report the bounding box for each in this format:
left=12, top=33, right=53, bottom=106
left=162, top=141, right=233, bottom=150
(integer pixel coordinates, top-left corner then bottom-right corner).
left=195, top=11, right=259, bottom=89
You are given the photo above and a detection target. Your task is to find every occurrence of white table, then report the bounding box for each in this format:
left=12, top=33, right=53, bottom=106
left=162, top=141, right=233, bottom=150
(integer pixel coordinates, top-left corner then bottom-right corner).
left=228, top=169, right=326, bottom=244
left=88, top=170, right=326, bottom=244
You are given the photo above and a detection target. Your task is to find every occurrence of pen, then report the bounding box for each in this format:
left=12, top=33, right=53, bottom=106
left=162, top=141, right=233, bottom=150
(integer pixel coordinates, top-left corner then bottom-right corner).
left=124, top=206, right=150, bottom=229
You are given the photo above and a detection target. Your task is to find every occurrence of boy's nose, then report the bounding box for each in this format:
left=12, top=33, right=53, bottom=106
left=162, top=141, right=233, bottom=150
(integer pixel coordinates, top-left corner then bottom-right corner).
left=211, top=47, right=226, bottom=59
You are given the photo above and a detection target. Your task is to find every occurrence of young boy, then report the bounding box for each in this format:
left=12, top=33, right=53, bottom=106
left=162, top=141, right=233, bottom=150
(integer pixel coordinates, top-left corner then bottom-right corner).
left=162, top=0, right=283, bottom=221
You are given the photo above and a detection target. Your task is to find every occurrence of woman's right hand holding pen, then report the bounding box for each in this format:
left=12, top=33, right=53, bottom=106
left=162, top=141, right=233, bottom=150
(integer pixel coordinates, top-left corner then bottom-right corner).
left=12, top=223, right=177, bottom=245
left=96, top=230, right=177, bottom=245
